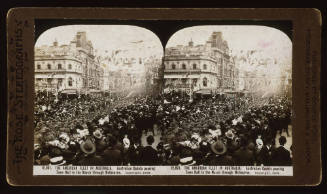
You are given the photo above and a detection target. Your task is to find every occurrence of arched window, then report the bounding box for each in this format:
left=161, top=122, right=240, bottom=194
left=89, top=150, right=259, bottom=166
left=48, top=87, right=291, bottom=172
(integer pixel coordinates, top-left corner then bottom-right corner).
left=58, top=64, right=62, bottom=69
left=68, top=64, right=72, bottom=70
left=192, top=78, right=197, bottom=85
left=193, top=63, right=197, bottom=69
left=203, top=77, right=208, bottom=87
left=37, top=64, right=41, bottom=69
left=47, top=64, right=51, bottom=69
left=68, top=77, right=73, bottom=86
left=203, top=64, right=207, bottom=70
left=182, top=64, right=186, bottom=69
left=172, top=64, right=176, bottom=69
left=58, top=78, right=63, bottom=86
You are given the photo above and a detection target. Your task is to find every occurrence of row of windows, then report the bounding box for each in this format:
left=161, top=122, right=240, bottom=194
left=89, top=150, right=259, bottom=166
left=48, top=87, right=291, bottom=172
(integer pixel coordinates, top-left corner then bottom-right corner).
left=36, top=77, right=74, bottom=86
left=36, top=77, right=102, bottom=88
left=170, top=63, right=209, bottom=70
left=36, top=63, right=73, bottom=70
left=170, top=77, right=209, bottom=87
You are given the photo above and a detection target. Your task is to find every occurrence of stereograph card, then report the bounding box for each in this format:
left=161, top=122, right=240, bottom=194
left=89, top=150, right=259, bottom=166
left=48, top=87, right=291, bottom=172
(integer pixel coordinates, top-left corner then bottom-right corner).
left=6, top=8, right=321, bottom=185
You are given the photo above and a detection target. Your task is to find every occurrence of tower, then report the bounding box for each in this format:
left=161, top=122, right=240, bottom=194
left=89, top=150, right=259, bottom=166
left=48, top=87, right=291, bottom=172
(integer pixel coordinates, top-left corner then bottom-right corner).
left=188, top=38, right=194, bottom=47
left=53, top=38, right=58, bottom=47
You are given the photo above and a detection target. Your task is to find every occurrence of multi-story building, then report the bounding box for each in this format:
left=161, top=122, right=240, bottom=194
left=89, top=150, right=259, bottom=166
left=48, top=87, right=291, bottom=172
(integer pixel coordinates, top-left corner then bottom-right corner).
left=163, top=32, right=236, bottom=95
left=35, top=31, right=104, bottom=95
left=232, top=49, right=292, bottom=98
left=98, top=48, right=161, bottom=96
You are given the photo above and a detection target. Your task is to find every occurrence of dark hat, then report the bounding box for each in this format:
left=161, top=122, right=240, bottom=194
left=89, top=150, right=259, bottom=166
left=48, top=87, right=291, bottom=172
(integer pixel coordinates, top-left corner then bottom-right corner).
left=210, top=140, right=227, bottom=155
left=49, top=147, right=62, bottom=157
left=247, top=142, right=255, bottom=151
left=80, top=139, right=96, bottom=154
left=279, top=136, right=287, bottom=145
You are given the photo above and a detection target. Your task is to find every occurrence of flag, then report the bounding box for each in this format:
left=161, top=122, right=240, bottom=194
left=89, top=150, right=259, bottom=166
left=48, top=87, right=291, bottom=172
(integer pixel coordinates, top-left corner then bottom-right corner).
left=131, top=40, right=144, bottom=44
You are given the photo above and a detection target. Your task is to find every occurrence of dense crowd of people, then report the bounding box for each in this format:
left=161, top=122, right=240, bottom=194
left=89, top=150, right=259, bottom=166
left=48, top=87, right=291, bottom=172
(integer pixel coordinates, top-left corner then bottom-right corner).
left=34, top=90, right=292, bottom=166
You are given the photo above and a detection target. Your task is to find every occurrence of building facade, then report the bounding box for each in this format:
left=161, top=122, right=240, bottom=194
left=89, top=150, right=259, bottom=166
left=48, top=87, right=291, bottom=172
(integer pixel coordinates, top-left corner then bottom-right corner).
left=163, top=32, right=236, bottom=94
left=35, top=32, right=104, bottom=94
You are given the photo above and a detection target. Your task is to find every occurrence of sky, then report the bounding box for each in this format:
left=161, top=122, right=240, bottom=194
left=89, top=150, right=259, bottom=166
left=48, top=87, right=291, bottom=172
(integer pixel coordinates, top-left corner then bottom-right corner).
left=166, top=25, right=292, bottom=67
left=35, top=25, right=292, bottom=73
left=36, top=25, right=291, bottom=62
left=35, top=25, right=164, bottom=58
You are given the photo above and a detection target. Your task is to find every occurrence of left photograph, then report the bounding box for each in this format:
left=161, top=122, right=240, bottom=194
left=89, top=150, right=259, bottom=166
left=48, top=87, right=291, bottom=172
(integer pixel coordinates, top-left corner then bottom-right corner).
left=33, top=25, right=164, bottom=166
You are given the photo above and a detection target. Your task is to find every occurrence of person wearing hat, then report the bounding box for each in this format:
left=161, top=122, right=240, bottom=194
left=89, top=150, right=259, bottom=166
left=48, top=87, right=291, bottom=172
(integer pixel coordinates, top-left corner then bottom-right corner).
left=48, top=147, right=66, bottom=166
left=255, top=137, right=264, bottom=159
left=257, top=138, right=274, bottom=166
left=102, top=135, right=123, bottom=165
left=205, top=140, right=234, bottom=166
left=38, top=154, right=51, bottom=165
left=77, top=138, right=104, bottom=165
left=179, top=147, right=196, bottom=166
left=93, top=128, right=103, bottom=140
left=233, top=137, right=255, bottom=166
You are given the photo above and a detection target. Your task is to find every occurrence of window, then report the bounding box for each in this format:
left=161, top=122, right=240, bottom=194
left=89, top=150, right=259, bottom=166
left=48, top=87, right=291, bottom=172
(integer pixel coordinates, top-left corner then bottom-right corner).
left=203, top=64, right=207, bottom=70
left=182, top=64, right=186, bottom=69
left=68, top=64, right=72, bottom=70
left=203, top=77, right=208, bottom=87
left=68, top=77, right=73, bottom=86
left=47, top=64, right=51, bottom=69
left=172, top=64, right=176, bottom=69
left=181, top=78, right=187, bottom=84
left=193, top=64, right=197, bottom=69
left=58, top=78, right=63, bottom=86
left=192, top=78, right=197, bottom=85
left=58, top=64, right=62, bottom=69
left=37, top=64, right=41, bottom=69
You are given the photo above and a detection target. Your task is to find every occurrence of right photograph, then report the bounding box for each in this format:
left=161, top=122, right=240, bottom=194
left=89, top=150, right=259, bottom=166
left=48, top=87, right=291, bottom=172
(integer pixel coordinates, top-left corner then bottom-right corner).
left=161, top=25, right=292, bottom=167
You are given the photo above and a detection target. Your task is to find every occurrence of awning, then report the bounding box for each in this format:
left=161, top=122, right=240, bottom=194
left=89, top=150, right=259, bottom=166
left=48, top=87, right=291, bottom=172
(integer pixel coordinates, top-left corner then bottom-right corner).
left=61, top=89, right=77, bottom=94
left=164, top=74, right=200, bottom=79
left=195, top=89, right=212, bottom=95
left=35, top=74, right=67, bottom=79
left=89, top=89, right=101, bottom=93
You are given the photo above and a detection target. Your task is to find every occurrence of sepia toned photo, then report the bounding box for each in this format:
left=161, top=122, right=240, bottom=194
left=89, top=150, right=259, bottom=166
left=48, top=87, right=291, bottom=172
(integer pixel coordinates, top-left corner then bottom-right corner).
left=33, top=24, right=292, bottom=175
left=6, top=8, right=321, bottom=185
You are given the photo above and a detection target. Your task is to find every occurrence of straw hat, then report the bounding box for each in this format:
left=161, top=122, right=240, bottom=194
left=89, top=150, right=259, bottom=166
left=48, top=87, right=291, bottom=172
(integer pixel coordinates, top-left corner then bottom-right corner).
left=210, top=140, right=227, bottom=155
left=93, top=129, right=103, bottom=139
left=50, top=156, right=66, bottom=166
left=80, top=139, right=96, bottom=154
left=225, top=130, right=235, bottom=140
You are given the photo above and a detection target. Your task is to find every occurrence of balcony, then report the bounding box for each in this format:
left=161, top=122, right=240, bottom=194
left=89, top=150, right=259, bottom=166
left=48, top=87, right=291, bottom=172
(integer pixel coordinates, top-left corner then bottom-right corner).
left=164, top=69, right=202, bottom=73
left=35, top=69, right=83, bottom=74
left=174, top=83, right=192, bottom=88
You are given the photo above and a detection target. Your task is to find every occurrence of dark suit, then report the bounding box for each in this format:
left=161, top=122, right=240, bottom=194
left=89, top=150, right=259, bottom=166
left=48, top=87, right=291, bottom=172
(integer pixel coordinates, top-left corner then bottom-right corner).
left=76, top=154, right=104, bottom=165
left=103, top=147, right=123, bottom=165
left=257, top=146, right=273, bottom=166
left=233, top=147, right=255, bottom=166
left=206, top=154, right=235, bottom=166
left=139, top=146, right=159, bottom=165
left=272, top=146, right=292, bottom=166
